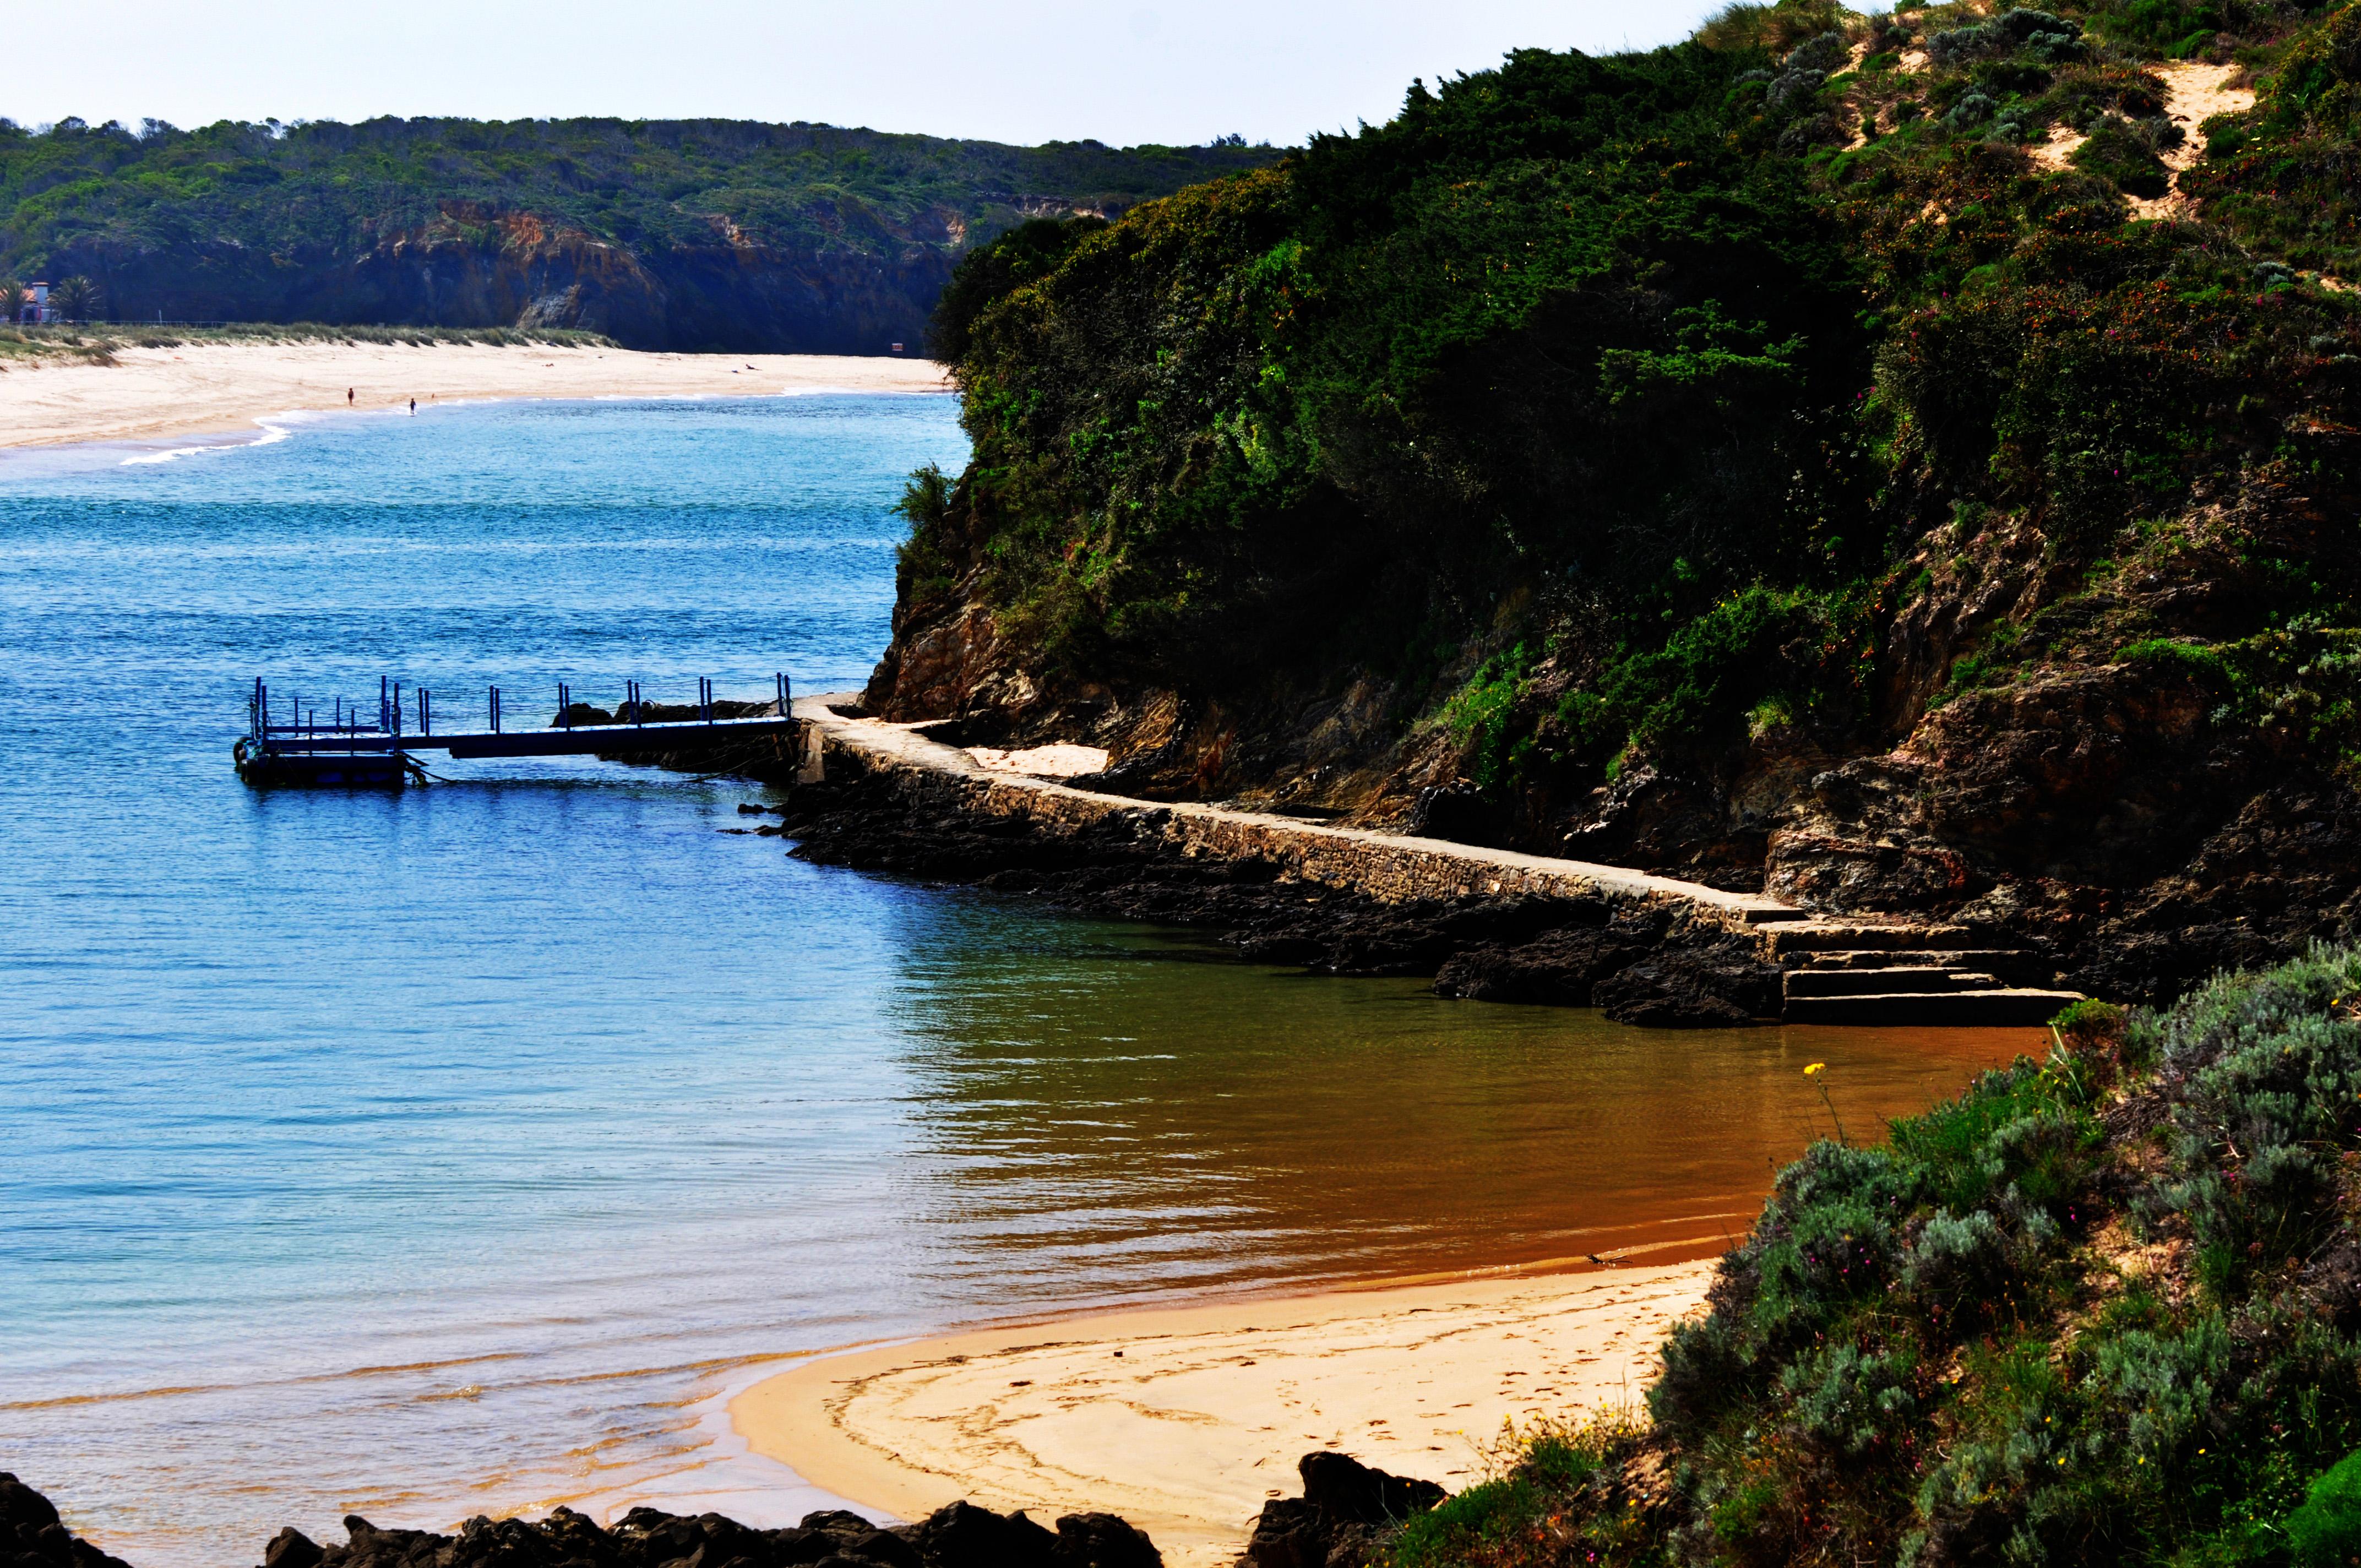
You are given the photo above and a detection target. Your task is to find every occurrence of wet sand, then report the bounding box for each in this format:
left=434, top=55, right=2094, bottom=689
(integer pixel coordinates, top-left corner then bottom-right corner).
left=0, top=342, right=948, bottom=449
left=732, top=1262, right=1716, bottom=1568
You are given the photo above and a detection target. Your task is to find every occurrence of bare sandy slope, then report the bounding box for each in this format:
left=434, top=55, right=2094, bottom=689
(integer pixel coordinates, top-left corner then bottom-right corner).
left=732, top=1263, right=1716, bottom=1568
left=2030, top=59, right=2255, bottom=211
left=0, top=342, right=949, bottom=449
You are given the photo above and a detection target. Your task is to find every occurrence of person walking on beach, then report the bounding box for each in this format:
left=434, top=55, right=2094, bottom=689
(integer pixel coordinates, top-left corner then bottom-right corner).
left=346, top=388, right=354, bottom=406
left=409, top=398, right=416, bottom=415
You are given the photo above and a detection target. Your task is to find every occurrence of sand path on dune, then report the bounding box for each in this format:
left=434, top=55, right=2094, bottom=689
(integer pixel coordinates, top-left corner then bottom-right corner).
left=732, top=1263, right=1716, bottom=1568
left=2031, top=59, right=2255, bottom=214
left=0, top=341, right=948, bottom=449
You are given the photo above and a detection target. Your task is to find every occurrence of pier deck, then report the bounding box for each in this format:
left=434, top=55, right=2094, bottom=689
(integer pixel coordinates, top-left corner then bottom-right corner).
left=258, top=714, right=796, bottom=760
left=237, top=674, right=798, bottom=784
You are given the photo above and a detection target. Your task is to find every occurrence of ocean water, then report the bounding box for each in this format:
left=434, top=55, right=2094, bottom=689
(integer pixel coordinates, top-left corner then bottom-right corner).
left=0, top=395, right=2038, bottom=1566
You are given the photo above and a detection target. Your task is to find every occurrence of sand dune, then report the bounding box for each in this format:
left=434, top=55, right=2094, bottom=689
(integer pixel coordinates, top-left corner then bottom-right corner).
left=732, top=1262, right=1716, bottom=1568
left=0, top=342, right=948, bottom=449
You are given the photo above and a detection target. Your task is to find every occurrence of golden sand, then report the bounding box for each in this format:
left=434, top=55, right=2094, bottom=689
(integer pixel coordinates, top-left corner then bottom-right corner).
left=732, top=1263, right=1716, bottom=1568
left=0, top=342, right=947, bottom=450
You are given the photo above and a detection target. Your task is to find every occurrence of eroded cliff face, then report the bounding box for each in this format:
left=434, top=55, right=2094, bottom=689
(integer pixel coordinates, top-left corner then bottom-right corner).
left=46, top=202, right=956, bottom=353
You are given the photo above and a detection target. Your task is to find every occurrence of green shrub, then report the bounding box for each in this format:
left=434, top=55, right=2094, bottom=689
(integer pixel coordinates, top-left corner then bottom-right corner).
left=2071, top=114, right=2172, bottom=198
left=2289, top=1448, right=2361, bottom=1566
left=1433, top=952, right=2361, bottom=1567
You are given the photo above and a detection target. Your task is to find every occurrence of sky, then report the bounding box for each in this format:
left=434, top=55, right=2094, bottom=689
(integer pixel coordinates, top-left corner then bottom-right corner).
left=18, top=0, right=1729, bottom=149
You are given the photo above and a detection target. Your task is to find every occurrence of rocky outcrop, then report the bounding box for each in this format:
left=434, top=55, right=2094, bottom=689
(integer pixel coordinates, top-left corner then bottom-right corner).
left=2, top=1474, right=133, bottom=1568
left=1426, top=916, right=1782, bottom=1026
left=0, top=1477, right=1158, bottom=1568
left=1238, top=1453, right=1444, bottom=1568
left=300, top=1502, right=1158, bottom=1568
left=768, top=753, right=1784, bottom=1025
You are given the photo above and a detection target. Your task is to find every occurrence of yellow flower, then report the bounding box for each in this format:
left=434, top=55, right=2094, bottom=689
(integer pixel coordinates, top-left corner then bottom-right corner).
left=1804, top=1062, right=1826, bottom=1076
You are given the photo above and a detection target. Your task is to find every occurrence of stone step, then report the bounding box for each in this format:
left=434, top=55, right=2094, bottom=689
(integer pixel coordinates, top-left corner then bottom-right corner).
left=1781, top=988, right=2085, bottom=1027
left=1782, top=967, right=2006, bottom=998
left=1793, top=948, right=2029, bottom=971
left=1764, top=923, right=1976, bottom=956
left=1734, top=904, right=1813, bottom=925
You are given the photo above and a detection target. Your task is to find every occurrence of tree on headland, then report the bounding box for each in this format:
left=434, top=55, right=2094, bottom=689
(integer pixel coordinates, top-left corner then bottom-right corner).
left=48, top=275, right=101, bottom=323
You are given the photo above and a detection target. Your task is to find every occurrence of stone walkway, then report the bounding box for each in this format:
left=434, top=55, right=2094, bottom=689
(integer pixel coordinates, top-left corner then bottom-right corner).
left=792, top=696, right=1805, bottom=935
left=791, top=696, right=2086, bottom=1022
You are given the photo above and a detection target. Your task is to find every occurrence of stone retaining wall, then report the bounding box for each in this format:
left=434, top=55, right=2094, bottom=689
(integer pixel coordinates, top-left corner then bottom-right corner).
left=799, top=703, right=1800, bottom=941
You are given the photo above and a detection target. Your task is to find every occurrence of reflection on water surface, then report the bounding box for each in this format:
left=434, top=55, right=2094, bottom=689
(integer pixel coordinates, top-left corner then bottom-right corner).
left=893, top=923, right=2038, bottom=1295
left=0, top=397, right=2035, bottom=1566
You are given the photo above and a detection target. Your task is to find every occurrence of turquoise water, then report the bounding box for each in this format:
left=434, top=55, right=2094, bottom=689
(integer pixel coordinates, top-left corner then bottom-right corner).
left=0, top=396, right=2036, bottom=1566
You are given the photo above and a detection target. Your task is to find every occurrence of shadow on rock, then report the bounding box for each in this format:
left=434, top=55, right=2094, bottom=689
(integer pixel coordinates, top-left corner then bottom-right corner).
left=1239, top=1452, right=1445, bottom=1568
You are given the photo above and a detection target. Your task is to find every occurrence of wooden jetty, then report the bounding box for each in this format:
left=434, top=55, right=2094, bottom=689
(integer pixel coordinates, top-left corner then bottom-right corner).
left=235, top=674, right=798, bottom=787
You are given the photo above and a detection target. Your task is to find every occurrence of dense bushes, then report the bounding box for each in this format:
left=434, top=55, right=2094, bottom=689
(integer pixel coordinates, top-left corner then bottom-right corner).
left=1411, top=949, right=2361, bottom=1565
left=912, top=0, right=2361, bottom=830
left=932, top=42, right=1874, bottom=711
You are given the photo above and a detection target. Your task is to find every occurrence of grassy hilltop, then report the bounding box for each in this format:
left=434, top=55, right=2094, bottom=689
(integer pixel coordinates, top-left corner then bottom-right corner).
left=878, top=0, right=2361, bottom=1004
left=0, top=117, right=1279, bottom=351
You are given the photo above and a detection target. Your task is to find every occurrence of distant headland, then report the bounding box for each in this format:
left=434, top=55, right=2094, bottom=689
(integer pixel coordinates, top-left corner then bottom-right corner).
left=0, top=117, right=1282, bottom=355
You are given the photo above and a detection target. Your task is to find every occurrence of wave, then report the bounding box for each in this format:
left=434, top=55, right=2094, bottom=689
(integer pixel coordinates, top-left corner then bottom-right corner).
left=118, top=410, right=316, bottom=466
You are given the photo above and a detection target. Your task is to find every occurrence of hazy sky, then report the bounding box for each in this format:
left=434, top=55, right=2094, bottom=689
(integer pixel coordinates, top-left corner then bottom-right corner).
left=19, top=0, right=1727, bottom=148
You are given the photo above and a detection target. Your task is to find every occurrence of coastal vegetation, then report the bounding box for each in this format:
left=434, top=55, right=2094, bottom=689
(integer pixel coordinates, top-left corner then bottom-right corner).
left=1395, top=948, right=2361, bottom=1566
left=0, top=117, right=1278, bottom=351
left=880, top=0, right=2361, bottom=1002
left=0, top=320, right=613, bottom=366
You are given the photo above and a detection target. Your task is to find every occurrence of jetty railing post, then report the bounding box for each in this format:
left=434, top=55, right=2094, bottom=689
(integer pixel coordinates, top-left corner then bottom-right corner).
left=491, top=685, right=501, bottom=735
left=559, top=682, right=571, bottom=730
left=421, top=688, right=431, bottom=737
left=392, top=682, right=401, bottom=739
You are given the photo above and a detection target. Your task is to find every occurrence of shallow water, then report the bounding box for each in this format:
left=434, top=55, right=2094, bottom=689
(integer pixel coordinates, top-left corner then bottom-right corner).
left=0, top=397, right=2038, bottom=1565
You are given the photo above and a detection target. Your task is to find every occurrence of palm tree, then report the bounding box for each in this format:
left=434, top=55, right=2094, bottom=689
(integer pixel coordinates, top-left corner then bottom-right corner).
left=50, top=276, right=101, bottom=324
left=0, top=277, right=23, bottom=326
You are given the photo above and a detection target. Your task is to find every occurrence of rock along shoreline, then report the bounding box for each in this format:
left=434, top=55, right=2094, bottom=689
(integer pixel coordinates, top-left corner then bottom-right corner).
left=3, top=1451, right=1448, bottom=1568
left=746, top=699, right=2080, bottom=1027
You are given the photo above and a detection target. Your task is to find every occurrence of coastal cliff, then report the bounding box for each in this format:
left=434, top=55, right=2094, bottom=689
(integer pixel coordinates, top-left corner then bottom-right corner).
left=0, top=119, right=1280, bottom=352
left=864, top=0, right=2361, bottom=1007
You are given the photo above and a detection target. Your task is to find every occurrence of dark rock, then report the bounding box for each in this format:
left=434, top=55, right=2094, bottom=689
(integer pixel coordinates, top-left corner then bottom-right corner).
left=779, top=764, right=1757, bottom=1026
left=0, top=1472, right=134, bottom=1568
left=1047, top=1514, right=1158, bottom=1568
left=1592, top=940, right=1781, bottom=1027
left=1297, top=1451, right=1444, bottom=1526
left=1432, top=927, right=1648, bottom=1004
left=263, top=1528, right=325, bottom=1568
left=0, top=1474, right=1167, bottom=1568
left=845, top=1531, right=922, bottom=1568
left=897, top=1501, right=1058, bottom=1568
left=1407, top=785, right=1501, bottom=848
left=1240, top=1454, right=1442, bottom=1568
left=1238, top=1501, right=1323, bottom=1568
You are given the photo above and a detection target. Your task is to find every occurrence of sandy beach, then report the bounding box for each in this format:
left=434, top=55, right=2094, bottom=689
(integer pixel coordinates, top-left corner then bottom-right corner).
left=0, top=342, right=949, bottom=450
left=732, top=1262, right=1716, bottom=1567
